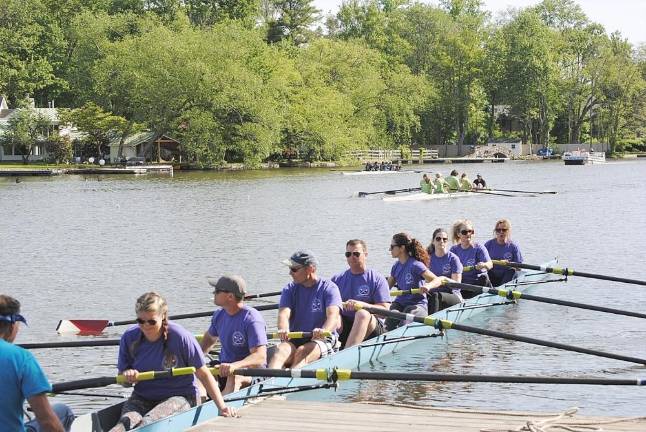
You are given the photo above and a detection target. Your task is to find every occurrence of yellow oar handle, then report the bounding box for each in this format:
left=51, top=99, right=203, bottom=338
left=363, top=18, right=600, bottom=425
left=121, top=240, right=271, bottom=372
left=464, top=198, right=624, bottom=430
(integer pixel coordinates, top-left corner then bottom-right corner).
left=492, top=260, right=509, bottom=267
left=115, top=367, right=196, bottom=384
left=496, top=289, right=522, bottom=300
left=463, top=265, right=475, bottom=272
left=389, top=288, right=422, bottom=296
left=266, top=331, right=332, bottom=339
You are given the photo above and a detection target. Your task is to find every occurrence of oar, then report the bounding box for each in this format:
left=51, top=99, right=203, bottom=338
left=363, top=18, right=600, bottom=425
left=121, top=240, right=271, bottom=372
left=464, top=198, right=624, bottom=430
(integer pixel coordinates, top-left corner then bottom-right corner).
left=22, top=330, right=323, bottom=349
left=355, top=304, right=646, bottom=365
left=493, top=260, right=646, bottom=287
left=469, top=189, right=524, bottom=197
left=486, top=188, right=557, bottom=194
left=389, top=289, right=422, bottom=296
left=56, top=303, right=280, bottom=334
left=51, top=367, right=196, bottom=393
left=446, top=281, right=646, bottom=320
left=230, top=368, right=646, bottom=386
left=356, top=187, right=421, bottom=197
left=243, top=291, right=282, bottom=300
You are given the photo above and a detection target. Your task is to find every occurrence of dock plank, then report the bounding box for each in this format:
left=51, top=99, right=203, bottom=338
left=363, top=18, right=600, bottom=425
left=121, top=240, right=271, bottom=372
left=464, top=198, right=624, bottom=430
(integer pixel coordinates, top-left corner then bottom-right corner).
left=187, top=400, right=646, bottom=432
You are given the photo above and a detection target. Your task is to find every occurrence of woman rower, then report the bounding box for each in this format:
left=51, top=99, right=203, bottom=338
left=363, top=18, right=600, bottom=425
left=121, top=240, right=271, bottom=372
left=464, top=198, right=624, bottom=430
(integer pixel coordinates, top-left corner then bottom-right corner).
left=110, top=292, right=235, bottom=431
left=386, top=233, right=445, bottom=330
left=459, top=173, right=472, bottom=191
left=484, top=218, right=523, bottom=286
left=449, top=219, right=493, bottom=297
left=426, top=228, right=464, bottom=313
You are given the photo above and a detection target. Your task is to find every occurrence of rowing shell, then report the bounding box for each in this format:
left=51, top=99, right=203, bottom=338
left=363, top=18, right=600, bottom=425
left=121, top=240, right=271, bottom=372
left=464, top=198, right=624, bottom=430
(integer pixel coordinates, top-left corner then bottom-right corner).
left=342, top=170, right=412, bottom=176
left=383, top=191, right=477, bottom=202
left=71, top=260, right=557, bottom=431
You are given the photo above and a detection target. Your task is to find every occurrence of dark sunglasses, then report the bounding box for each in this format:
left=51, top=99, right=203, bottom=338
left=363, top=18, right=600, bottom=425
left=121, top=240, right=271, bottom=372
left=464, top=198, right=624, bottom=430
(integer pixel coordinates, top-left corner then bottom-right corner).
left=289, top=266, right=303, bottom=273
left=460, top=229, right=474, bottom=235
left=435, top=237, right=449, bottom=242
left=345, top=251, right=361, bottom=258
left=136, top=318, right=158, bottom=325
left=495, top=228, right=508, bottom=233
left=213, top=288, right=229, bottom=295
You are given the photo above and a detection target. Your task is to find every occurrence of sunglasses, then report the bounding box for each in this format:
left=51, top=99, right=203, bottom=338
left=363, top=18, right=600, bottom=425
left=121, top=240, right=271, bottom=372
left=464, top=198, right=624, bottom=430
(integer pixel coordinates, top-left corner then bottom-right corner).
left=213, top=288, right=230, bottom=295
left=389, top=244, right=399, bottom=250
left=435, top=237, right=449, bottom=242
left=136, top=318, right=158, bottom=325
left=495, top=228, right=508, bottom=233
left=289, top=266, right=303, bottom=273
left=460, top=229, right=474, bottom=235
left=345, top=251, right=361, bottom=258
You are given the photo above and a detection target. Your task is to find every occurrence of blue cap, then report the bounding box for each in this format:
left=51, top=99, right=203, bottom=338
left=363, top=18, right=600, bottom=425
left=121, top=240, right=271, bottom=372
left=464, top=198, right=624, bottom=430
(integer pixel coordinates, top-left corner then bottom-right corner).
left=0, top=313, right=27, bottom=325
left=282, top=250, right=319, bottom=268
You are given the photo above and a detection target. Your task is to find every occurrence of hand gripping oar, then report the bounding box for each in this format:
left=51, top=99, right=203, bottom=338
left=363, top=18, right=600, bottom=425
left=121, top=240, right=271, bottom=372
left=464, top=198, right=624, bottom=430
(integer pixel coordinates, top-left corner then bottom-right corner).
left=356, top=187, right=421, bottom=197
left=22, top=330, right=324, bottom=349
left=56, top=303, right=280, bottom=335
left=51, top=367, right=196, bottom=393
left=445, top=281, right=646, bottom=320
left=229, top=368, right=646, bottom=386
left=493, top=260, right=646, bottom=287
left=354, top=304, right=646, bottom=365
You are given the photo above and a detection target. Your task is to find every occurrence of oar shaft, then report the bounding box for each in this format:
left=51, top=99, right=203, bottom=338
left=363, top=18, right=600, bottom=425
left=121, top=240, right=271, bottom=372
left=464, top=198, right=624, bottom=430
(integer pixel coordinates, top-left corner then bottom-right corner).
left=230, top=368, right=645, bottom=386
left=494, top=261, right=646, bottom=286
left=446, top=281, right=646, bottom=320
left=20, top=339, right=120, bottom=349
left=51, top=367, right=195, bottom=393
left=357, top=304, right=646, bottom=365
left=112, top=303, right=279, bottom=326
left=244, top=291, right=282, bottom=300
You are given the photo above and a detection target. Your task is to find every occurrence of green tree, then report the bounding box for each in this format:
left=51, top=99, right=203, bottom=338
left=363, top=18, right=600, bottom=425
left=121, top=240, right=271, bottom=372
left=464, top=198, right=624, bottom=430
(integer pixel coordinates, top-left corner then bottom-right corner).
left=185, top=0, right=260, bottom=26
left=0, top=103, right=50, bottom=163
left=267, top=0, right=320, bottom=45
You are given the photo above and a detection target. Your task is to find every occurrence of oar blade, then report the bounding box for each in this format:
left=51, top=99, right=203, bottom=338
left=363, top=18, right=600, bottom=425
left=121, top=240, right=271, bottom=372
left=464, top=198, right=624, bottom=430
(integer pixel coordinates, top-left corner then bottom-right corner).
left=56, top=319, right=111, bottom=335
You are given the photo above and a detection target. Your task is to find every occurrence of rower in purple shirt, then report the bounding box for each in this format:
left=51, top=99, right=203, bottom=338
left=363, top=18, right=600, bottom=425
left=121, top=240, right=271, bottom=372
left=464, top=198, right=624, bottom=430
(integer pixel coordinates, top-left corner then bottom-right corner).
left=268, top=250, right=342, bottom=369
left=331, top=239, right=390, bottom=348
left=200, top=275, right=267, bottom=395
left=113, top=292, right=234, bottom=431
left=387, top=232, right=446, bottom=330
left=449, top=219, right=493, bottom=297
left=484, top=219, right=524, bottom=286
left=426, top=228, right=464, bottom=313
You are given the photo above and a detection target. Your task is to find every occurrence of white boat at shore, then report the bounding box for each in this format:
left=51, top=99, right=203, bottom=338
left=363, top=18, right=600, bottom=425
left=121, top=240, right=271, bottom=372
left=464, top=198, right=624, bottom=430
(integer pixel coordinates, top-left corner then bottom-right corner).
left=383, top=191, right=478, bottom=202
left=562, top=150, right=606, bottom=165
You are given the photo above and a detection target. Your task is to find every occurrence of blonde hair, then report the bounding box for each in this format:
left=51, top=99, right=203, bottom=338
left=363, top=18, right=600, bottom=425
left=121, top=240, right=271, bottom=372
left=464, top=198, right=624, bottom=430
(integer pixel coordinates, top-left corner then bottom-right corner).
left=451, top=219, right=474, bottom=243
left=135, top=292, right=169, bottom=342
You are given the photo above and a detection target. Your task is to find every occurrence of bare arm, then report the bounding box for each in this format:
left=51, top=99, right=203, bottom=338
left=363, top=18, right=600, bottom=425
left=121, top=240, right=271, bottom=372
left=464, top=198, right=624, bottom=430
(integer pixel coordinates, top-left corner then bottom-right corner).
left=195, top=365, right=235, bottom=417
left=315, top=305, right=340, bottom=338
left=199, top=330, right=218, bottom=354
left=421, top=269, right=443, bottom=292
left=276, top=307, right=291, bottom=342
left=387, top=276, right=396, bottom=288
left=451, top=272, right=462, bottom=283
left=230, top=345, right=267, bottom=370
left=27, top=394, right=65, bottom=432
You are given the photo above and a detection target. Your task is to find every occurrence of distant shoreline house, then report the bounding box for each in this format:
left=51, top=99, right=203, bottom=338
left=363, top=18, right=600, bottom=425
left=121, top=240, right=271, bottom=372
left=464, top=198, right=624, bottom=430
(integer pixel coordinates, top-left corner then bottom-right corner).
left=0, top=96, right=68, bottom=161
left=108, top=132, right=181, bottom=164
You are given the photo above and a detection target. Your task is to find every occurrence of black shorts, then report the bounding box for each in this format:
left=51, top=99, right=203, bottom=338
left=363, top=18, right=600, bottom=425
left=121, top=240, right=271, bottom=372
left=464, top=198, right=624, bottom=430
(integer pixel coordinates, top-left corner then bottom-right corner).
left=339, top=313, right=386, bottom=348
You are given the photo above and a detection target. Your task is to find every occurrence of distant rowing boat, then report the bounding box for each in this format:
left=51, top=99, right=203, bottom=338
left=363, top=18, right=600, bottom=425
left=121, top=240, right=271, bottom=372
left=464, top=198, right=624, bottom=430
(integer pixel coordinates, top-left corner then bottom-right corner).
left=71, top=260, right=557, bottom=431
left=341, top=170, right=412, bottom=176
left=383, top=191, right=477, bottom=202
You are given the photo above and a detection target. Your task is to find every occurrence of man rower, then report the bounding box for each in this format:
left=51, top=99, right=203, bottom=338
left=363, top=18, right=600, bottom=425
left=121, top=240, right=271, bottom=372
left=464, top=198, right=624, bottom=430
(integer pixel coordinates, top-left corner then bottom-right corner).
left=420, top=174, right=433, bottom=194
left=200, top=275, right=267, bottom=394
left=446, top=169, right=460, bottom=191
left=268, top=250, right=342, bottom=369
left=331, top=240, right=390, bottom=348
left=433, top=173, right=448, bottom=193
left=0, top=295, right=75, bottom=432
left=473, top=174, right=487, bottom=189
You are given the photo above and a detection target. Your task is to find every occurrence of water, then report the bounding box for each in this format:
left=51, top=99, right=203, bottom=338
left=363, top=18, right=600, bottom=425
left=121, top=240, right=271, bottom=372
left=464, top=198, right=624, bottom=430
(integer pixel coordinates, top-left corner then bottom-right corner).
left=2, top=159, right=646, bottom=416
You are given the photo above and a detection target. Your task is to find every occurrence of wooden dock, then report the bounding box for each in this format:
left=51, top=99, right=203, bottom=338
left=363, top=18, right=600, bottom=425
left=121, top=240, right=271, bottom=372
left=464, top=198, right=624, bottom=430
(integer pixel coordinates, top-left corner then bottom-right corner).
left=188, top=399, right=646, bottom=432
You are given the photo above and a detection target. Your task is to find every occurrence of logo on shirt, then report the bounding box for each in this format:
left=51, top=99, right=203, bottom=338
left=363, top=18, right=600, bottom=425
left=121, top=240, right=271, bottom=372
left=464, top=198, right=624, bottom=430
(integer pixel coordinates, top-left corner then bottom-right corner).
left=405, top=272, right=413, bottom=285
left=504, top=252, right=513, bottom=260
left=358, top=285, right=370, bottom=297
left=466, top=258, right=475, bottom=266
left=442, top=263, right=451, bottom=275
left=232, top=331, right=245, bottom=346
left=311, top=298, right=322, bottom=312
left=163, top=353, right=178, bottom=369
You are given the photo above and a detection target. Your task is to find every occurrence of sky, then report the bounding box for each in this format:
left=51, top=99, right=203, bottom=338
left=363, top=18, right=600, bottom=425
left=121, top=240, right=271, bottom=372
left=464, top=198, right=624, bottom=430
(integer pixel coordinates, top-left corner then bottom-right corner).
left=312, top=0, right=646, bottom=46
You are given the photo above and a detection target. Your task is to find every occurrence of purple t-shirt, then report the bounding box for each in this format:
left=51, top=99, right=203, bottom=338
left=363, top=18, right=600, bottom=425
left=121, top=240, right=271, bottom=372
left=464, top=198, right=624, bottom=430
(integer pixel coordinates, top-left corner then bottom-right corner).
left=117, top=321, right=204, bottom=401
left=485, top=239, right=523, bottom=283
left=279, top=278, right=342, bottom=334
left=331, top=268, right=390, bottom=318
left=208, top=305, right=268, bottom=364
left=390, top=257, right=428, bottom=307
left=430, top=252, right=463, bottom=294
left=450, top=243, right=491, bottom=285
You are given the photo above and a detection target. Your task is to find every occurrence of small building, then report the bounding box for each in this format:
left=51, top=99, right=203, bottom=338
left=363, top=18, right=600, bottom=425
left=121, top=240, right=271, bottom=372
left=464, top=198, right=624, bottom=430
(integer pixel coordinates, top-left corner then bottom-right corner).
left=481, top=138, right=523, bottom=158
left=108, top=132, right=181, bottom=163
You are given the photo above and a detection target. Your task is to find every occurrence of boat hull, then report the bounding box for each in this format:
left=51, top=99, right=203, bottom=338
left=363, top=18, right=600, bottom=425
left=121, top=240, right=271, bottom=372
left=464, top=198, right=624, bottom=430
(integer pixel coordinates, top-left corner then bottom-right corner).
left=383, top=191, right=477, bottom=202
left=73, top=261, right=557, bottom=431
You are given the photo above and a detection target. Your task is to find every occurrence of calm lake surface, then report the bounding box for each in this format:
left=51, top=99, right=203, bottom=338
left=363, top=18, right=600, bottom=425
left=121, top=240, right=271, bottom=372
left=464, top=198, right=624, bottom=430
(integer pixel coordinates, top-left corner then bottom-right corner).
left=2, top=159, right=646, bottom=416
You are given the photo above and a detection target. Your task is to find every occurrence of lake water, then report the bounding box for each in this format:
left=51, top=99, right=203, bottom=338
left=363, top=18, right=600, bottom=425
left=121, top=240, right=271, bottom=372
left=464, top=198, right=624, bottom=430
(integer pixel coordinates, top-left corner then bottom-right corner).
left=2, top=159, right=646, bottom=416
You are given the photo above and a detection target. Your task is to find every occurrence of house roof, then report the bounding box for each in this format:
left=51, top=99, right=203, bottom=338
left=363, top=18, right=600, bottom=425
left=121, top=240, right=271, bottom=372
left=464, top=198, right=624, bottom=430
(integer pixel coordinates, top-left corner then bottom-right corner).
left=108, top=132, right=179, bottom=148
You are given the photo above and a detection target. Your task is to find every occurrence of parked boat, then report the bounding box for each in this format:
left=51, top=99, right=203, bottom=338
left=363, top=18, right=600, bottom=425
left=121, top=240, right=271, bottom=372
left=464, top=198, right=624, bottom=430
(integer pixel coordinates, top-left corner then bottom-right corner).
left=383, top=191, right=478, bottom=202
left=562, top=150, right=606, bottom=165
left=70, top=260, right=557, bottom=432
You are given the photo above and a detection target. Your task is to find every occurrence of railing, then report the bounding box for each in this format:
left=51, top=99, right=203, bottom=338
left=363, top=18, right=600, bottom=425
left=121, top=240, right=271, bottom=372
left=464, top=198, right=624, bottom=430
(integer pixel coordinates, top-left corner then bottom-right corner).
left=346, top=149, right=439, bottom=161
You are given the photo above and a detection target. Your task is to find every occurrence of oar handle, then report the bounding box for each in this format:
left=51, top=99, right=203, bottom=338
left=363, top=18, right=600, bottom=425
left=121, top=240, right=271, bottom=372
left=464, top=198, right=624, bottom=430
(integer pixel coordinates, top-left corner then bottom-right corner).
left=389, top=288, right=422, bottom=296
left=51, top=367, right=196, bottom=393
left=266, top=331, right=331, bottom=339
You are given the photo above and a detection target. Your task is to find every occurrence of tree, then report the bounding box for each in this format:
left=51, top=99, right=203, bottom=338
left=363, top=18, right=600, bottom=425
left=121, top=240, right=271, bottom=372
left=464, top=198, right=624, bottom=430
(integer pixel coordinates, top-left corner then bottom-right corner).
left=0, top=104, right=50, bottom=163
left=267, top=0, right=320, bottom=45
left=185, top=0, right=260, bottom=27
left=46, top=132, right=73, bottom=164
